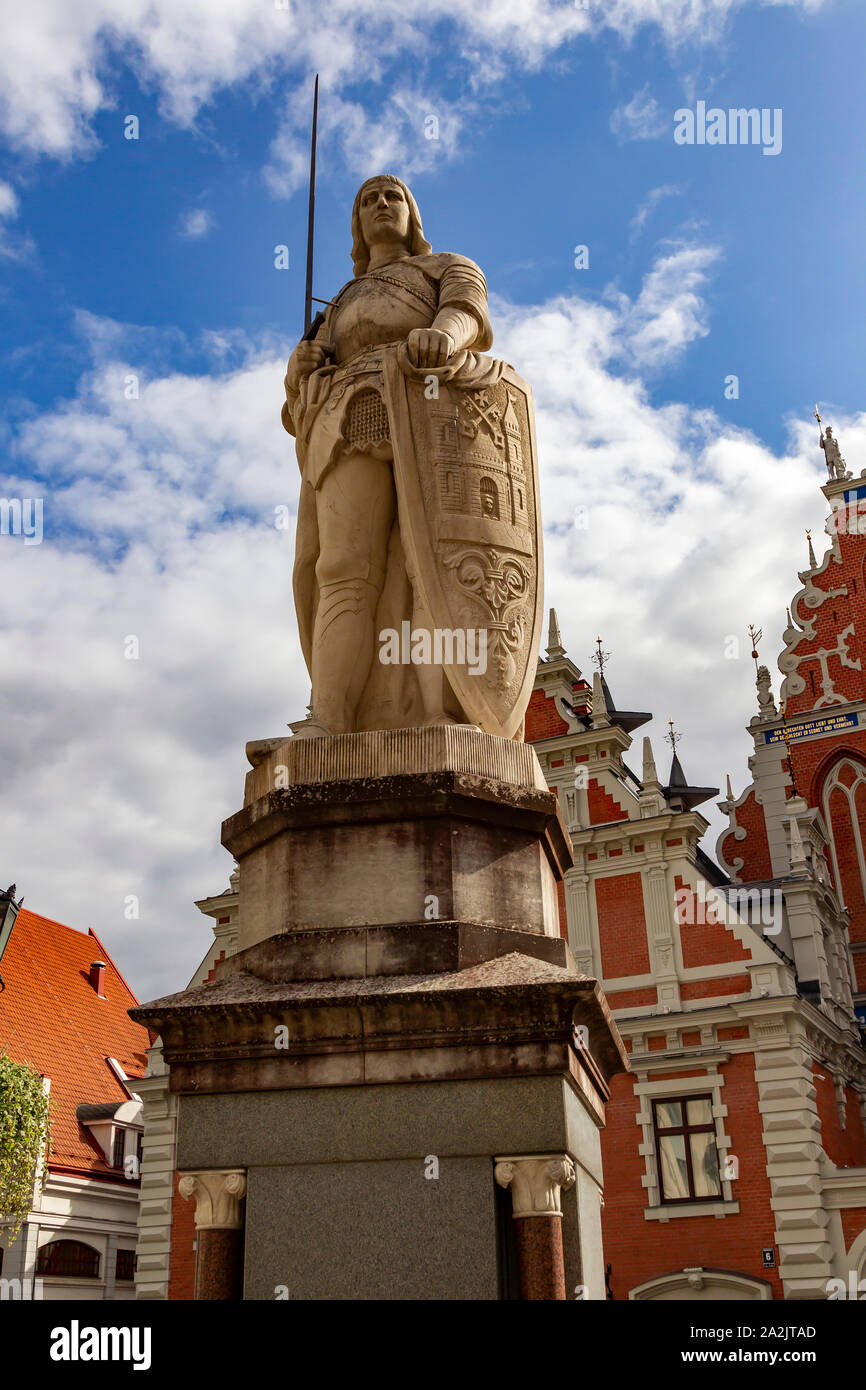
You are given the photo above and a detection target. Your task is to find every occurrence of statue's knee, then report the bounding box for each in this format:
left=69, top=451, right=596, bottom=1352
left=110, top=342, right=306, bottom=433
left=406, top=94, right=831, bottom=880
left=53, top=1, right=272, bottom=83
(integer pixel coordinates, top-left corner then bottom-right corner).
left=315, top=547, right=358, bottom=588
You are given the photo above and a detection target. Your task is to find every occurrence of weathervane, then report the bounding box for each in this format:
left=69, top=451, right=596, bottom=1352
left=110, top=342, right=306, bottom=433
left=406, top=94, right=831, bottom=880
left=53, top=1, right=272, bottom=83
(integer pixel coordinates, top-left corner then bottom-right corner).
left=748, top=623, right=762, bottom=679
left=666, top=717, right=682, bottom=753
left=592, top=635, right=610, bottom=677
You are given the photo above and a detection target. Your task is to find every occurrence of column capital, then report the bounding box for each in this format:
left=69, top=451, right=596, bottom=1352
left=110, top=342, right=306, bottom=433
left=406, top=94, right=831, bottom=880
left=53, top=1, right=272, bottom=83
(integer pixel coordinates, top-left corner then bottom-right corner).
left=494, top=1153, right=575, bottom=1218
left=179, top=1170, right=247, bottom=1230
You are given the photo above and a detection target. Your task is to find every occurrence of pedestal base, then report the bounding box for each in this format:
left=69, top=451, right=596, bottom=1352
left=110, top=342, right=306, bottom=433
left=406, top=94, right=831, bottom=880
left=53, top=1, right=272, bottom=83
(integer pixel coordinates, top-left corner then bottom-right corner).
left=132, top=727, right=629, bottom=1299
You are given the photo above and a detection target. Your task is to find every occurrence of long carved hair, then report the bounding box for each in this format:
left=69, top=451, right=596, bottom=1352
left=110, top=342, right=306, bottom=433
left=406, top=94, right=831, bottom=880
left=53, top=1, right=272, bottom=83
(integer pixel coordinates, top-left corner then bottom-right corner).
left=350, top=175, right=431, bottom=277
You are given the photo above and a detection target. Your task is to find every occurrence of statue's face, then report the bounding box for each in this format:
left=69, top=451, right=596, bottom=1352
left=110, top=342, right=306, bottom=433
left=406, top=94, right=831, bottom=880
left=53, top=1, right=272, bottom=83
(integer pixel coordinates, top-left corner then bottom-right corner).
left=358, top=180, right=411, bottom=250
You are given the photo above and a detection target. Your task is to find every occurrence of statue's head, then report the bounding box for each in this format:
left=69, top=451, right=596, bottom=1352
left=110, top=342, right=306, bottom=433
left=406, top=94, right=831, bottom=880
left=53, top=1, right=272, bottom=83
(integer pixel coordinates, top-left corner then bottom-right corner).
left=351, top=175, right=431, bottom=277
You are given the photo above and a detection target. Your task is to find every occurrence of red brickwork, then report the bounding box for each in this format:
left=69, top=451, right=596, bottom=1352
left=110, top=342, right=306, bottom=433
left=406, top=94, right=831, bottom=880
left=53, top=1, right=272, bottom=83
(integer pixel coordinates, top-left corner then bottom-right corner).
left=674, top=875, right=752, bottom=969
left=718, top=789, right=774, bottom=882
left=587, top=779, right=629, bottom=825
left=168, top=1173, right=197, bottom=1300
left=841, top=1206, right=866, bottom=1254
left=595, top=873, right=651, bottom=978
left=782, top=527, right=865, bottom=718
left=812, top=1065, right=866, bottom=1168
left=680, top=974, right=751, bottom=1001
left=603, top=985, right=657, bottom=1008
left=601, top=1054, right=783, bottom=1300
left=524, top=688, right=569, bottom=740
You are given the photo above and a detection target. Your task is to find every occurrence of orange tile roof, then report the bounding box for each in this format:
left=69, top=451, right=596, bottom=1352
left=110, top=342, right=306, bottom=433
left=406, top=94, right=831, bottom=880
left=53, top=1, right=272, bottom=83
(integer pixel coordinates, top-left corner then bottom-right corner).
left=0, top=908, right=151, bottom=1179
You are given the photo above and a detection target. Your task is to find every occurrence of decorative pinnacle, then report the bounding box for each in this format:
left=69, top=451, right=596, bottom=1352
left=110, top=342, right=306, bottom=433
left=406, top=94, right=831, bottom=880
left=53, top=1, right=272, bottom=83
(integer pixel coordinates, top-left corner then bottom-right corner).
left=788, top=814, right=808, bottom=874
left=591, top=672, right=611, bottom=728
left=748, top=623, right=762, bottom=678
left=726, top=773, right=734, bottom=802
left=591, top=635, right=610, bottom=677
left=642, top=735, right=659, bottom=786
left=546, top=608, right=566, bottom=660
left=666, top=717, right=682, bottom=753
left=806, top=529, right=817, bottom=568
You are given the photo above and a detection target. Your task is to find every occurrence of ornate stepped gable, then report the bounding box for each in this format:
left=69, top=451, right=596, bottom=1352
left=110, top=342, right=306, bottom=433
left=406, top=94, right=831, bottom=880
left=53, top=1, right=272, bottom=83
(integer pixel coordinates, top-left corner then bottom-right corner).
left=526, top=599, right=866, bottom=1302
left=717, top=423, right=866, bottom=1007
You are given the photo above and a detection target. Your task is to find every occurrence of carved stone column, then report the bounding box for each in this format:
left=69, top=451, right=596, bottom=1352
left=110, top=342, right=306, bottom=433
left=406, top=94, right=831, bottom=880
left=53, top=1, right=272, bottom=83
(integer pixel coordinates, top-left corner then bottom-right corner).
left=494, top=1154, right=575, bottom=1300
left=179, top=1170, right=247, bottom=1300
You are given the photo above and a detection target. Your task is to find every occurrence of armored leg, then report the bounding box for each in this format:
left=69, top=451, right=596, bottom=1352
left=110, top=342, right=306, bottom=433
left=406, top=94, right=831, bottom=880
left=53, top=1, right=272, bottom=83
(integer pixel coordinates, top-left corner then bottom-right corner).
left=312, top=452, right=396, bottom=733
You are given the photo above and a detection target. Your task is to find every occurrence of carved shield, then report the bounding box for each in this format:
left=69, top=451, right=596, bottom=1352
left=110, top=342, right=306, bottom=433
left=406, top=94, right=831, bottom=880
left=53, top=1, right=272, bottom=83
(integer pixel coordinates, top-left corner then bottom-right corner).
left=382, top=355, right=544, bottom=739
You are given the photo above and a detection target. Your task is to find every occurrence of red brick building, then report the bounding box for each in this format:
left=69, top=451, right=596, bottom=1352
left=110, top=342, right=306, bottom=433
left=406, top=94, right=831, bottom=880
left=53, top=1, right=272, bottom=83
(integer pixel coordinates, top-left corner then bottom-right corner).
left=525, top=430, right=866, bottom=1300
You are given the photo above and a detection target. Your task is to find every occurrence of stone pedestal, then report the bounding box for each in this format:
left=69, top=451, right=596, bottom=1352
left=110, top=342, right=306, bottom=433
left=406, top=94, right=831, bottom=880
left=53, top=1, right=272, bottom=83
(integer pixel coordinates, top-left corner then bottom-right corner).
left=133, top=728, right=628, bottom=1300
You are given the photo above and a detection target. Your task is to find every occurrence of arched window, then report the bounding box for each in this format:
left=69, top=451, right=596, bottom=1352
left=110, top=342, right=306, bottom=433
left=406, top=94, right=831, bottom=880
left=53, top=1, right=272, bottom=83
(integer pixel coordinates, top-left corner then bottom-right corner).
left=37, top=1240, right=100, bottom=1279
left=821, top=758, right=866, bottom=913
left=480, top=477, right=499, bottom=519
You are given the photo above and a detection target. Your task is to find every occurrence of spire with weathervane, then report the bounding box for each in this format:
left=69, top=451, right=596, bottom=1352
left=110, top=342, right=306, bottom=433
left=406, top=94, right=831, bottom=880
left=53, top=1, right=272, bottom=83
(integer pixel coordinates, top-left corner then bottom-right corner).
left=663, top=718, right=719, bottom=812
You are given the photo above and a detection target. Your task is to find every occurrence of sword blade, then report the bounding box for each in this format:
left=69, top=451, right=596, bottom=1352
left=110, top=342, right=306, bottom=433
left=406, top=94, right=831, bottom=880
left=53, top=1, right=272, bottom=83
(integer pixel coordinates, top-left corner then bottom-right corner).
left=304, top=74, right=319, bottom=336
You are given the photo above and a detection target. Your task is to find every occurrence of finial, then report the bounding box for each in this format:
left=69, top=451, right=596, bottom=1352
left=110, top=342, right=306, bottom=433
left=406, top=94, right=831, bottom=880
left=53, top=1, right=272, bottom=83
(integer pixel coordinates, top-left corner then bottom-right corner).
left=806, top=529, right=816, bottom=568
left=642, top=736, right=658, bottom=785
left=546, top=608, right=566, bottom=660
left=591, top=635, right=610, bottom=677
left=639, top=735, right=666, bottom=814
left=786, top=606, right=792, bottom=629
left=748, top=623, right=762, bottom=678
left=726, top=773, right=734, bottom=802
left=788, top=814, right=808, bottom=874
left=666, top=717, right=682, bottom=753
left=591, top=672, right=611, bottom=728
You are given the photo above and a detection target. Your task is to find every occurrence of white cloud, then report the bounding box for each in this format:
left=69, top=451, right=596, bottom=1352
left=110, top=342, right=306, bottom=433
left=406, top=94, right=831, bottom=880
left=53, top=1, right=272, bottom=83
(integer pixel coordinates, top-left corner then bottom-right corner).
left=619, top=242, right=721, bottom=366
left=178, top=208, right=213, bottom=239
left=0, top=250, right=847, bottom=1000
left=0, top=177, right=35, bottom=260
left=629, top=183, right=680, bottom=238
left=0, top=180, right=19, bottom=218
left=0, top=0, right=825, bottom=164
left=610, top=85, right=670, bottom=142
left=265, top=88, right=471, bottom=199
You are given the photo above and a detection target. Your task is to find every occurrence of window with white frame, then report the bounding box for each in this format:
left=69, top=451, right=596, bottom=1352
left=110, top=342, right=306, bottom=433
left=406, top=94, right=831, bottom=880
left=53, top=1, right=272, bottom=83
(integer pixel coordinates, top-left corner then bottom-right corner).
left=651, top=1094, right=723, bottom=1203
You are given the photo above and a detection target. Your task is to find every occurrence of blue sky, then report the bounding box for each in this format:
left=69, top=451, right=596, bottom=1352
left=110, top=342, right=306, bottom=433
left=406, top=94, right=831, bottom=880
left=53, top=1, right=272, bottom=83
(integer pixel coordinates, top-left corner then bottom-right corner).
left=1, top=0, right=865, bottom=998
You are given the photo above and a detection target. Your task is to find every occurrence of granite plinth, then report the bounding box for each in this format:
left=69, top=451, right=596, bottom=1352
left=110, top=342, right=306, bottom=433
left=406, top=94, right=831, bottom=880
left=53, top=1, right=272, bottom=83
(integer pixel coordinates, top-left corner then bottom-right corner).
left=223, top=727, right=571, bottom=948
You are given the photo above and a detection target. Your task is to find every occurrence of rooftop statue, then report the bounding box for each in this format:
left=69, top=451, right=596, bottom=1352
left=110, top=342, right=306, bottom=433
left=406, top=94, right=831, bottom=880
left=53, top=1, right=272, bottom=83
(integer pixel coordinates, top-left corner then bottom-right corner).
left=282, top=174, right=542, bottom=739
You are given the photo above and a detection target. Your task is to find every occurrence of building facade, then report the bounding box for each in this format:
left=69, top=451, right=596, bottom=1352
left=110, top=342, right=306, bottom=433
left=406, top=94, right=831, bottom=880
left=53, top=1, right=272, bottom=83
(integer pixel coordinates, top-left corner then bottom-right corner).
left=134, top=871, right=239, bottom=1301
left=525, top=433, right=866, bottom=1300
left=0, top=905, right=151, bottom=1300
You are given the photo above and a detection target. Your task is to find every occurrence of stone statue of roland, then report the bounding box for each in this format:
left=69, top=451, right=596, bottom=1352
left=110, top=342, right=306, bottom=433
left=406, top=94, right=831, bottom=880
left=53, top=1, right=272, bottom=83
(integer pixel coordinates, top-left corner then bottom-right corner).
left=282, top=175, right=542, bottom=741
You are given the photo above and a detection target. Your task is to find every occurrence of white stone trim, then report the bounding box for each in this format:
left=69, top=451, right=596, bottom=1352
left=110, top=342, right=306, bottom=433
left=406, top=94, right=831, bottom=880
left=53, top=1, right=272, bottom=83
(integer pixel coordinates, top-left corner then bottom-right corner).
left=629, top=1268, right=772, bottom=1300
left=631, top=1066, right=734, bottom=1213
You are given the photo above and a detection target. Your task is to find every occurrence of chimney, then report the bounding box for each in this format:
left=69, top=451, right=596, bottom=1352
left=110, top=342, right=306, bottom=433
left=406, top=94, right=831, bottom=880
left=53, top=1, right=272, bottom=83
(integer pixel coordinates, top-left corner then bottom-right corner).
left=89, top=960, right=107, bottom=998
